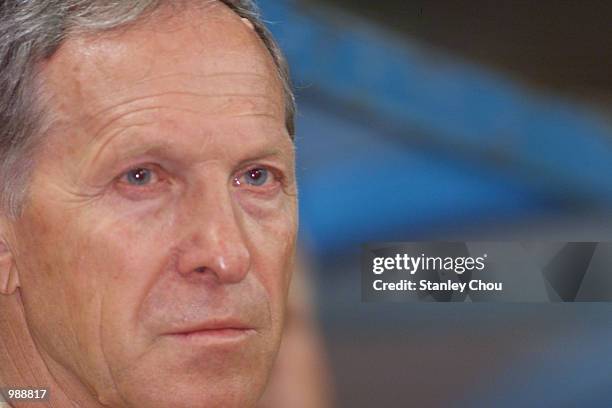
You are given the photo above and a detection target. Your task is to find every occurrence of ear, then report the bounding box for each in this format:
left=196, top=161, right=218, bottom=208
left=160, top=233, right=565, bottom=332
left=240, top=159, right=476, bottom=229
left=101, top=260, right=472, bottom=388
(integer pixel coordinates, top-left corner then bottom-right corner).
left=0, top=236, right=19, bottom=295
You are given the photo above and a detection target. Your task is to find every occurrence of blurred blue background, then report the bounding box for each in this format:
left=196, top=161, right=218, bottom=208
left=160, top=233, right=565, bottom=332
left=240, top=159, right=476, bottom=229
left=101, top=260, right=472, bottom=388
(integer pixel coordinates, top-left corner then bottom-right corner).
left=257, top=0, right=612, bottom=406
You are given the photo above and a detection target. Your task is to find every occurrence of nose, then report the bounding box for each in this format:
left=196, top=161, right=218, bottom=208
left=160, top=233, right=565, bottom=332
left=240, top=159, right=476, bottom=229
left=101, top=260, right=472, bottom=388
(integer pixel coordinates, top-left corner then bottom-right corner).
left=176, top=179, right=251, bottom=284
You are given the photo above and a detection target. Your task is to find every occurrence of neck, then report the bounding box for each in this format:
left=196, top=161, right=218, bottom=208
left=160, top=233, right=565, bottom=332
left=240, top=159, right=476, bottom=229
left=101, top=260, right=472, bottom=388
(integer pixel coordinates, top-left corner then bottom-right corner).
left=0, top=291, right=105, bottom=408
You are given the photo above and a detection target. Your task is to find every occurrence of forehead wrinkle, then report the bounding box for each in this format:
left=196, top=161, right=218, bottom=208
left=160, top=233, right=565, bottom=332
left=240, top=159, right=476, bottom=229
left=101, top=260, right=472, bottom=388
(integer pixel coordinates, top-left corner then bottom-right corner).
left=86, top=93, right=284, bottom=155
left=83, top=105, right=207, bottom=166
left=88, top=95, right=279, bottom=147
left=85, top=100, right=279, bottom=158
left=84, top=121, right=157, bottom=171
left=127, top=72, right=275, bottom=87
left=85, top=106, right=196, bottom=163
left=227, top=112, right=280, bottom=121
left=89, top=91, right=274, bottom=124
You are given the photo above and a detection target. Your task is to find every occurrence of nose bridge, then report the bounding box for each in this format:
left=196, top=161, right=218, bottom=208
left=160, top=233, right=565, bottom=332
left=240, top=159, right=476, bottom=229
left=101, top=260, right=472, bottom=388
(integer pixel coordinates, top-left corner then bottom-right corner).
left=178, top=174, right=251, bottom=283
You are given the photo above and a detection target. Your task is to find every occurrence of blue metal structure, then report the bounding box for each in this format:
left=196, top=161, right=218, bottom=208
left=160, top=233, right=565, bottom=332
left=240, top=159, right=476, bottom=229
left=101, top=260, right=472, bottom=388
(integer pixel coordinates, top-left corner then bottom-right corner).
left=257, top=0, right=612, bottom=256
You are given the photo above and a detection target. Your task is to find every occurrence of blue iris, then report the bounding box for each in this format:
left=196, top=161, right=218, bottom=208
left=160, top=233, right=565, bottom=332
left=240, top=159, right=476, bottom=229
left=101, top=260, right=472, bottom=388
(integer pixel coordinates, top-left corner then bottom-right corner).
left=245, top=168, right=268, bottom=186
left=126, top=168, right=151, bottom=186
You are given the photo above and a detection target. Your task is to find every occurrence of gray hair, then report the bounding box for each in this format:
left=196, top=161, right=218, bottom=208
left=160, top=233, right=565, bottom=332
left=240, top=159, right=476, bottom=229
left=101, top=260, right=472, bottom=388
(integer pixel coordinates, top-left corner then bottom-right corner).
left=0, top=0, right=295, bottom=218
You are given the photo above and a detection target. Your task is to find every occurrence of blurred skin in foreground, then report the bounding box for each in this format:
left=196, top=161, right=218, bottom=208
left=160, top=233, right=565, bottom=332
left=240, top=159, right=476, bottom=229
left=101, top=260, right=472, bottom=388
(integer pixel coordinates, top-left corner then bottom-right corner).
left=0, top=2, right=297, bottom=407
left=259, top=258, right=335, bottom=408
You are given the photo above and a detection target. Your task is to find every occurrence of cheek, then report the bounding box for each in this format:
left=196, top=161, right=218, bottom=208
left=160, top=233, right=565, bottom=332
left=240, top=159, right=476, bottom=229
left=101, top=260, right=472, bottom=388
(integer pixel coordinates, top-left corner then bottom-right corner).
left=14, top=204, right=99, bottom=320
left=10, top=202, right=130, bottom=381
left=23, top=197, right=177, bottom=342
left=242, top=199, right=297, bottom=314
left=67, top=203, right=182, bottom=378
left=85, top=204, right=179, bottom=321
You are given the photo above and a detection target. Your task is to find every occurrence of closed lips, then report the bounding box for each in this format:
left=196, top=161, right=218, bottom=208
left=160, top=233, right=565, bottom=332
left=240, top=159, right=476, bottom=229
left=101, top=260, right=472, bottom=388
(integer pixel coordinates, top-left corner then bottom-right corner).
left=167, top=320, right=255, bottom=336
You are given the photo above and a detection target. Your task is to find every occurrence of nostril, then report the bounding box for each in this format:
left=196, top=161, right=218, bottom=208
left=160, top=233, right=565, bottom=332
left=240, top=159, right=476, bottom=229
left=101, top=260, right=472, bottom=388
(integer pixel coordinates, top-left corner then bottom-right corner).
left=194, top=266, right=206, bottom=274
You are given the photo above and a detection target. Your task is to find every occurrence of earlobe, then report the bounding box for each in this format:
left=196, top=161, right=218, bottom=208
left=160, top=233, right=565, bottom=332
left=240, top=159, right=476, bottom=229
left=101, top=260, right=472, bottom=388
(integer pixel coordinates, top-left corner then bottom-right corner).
left=0, top=239, right=19, bottom=295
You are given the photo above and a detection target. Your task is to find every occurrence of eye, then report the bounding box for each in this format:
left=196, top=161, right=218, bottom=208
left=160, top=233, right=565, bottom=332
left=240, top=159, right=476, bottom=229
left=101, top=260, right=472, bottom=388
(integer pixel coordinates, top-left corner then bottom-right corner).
left=114, top=165, right=169, bottom=200
left=120, top=167, right=158, bottom=187
left=234, top=168, right=271, bottom=187
left=124, top=168, right=154, bottom=186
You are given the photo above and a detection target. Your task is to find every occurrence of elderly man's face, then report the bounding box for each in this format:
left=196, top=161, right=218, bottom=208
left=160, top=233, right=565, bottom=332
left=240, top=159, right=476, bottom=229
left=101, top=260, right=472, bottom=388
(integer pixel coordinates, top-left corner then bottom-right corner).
left=6, top=4, right=296, bottom=407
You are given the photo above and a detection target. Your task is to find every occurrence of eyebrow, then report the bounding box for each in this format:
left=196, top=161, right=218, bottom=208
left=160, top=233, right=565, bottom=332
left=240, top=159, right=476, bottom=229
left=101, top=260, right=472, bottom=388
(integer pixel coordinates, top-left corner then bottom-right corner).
left=88, top=135, right=295, bottom=176
left=80, top=121, right=152, bottom=169
left=89, top=137, right=175, bottom=169
left=236, top=146, right=295, bottom=166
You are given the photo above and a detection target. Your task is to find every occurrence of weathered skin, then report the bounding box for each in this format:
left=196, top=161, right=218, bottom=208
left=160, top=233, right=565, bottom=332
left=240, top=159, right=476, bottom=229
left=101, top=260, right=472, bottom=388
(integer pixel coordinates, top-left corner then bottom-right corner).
left=0, top=3, right=297, bottom=407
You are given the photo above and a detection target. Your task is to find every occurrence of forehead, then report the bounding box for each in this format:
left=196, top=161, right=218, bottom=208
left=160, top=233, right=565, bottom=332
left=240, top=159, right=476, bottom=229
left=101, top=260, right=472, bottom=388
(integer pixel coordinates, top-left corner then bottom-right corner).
left=41, top=2, right=284, bottom=124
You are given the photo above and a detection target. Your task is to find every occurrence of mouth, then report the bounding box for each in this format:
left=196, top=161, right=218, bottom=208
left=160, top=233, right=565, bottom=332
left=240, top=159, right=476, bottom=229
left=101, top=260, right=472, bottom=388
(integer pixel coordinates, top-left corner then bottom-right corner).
left=165, top=320, right=257, bottom=343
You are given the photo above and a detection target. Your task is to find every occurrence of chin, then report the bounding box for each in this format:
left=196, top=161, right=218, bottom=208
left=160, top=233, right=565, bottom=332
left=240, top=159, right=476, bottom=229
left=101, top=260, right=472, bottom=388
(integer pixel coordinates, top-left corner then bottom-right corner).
left=143, top=384, right=262, bottom=408
left=109, top=370, right=268, bottom=408
left=107, top=338, right=275, bottom=408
